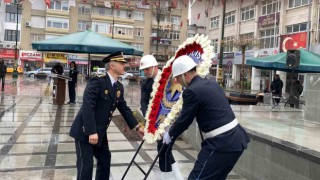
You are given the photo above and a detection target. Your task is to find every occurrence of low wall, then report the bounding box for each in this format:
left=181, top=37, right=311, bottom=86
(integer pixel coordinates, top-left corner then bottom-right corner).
left=181, top=123, right=320, bottom=180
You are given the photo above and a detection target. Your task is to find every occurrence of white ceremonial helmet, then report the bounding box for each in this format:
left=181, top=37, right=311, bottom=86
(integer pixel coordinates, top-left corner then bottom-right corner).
left=172, top=55, right=197, bottom=78
left=139, top=55, right=158, bottom=70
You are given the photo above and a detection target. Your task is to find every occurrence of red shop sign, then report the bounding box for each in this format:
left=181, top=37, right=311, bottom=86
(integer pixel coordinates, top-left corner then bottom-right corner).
left=0, top=48, right=18, bottom=59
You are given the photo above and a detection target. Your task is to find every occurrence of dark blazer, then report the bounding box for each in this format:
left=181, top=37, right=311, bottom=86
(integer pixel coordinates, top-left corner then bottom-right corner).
left=0, top=63, right=6, bottom=77
left=68, top=69, right=78, bottom=84
left=169, top=76, right=249, bottom=152
left=140, top=78, right=154, bottom=117
left=70, top=73, right=138, bottom=146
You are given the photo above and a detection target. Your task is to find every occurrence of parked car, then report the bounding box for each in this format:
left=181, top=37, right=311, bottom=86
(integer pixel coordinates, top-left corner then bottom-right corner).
left=120, top=72, right=133, bottom=80
left=24, top=68, right=52, bottom=78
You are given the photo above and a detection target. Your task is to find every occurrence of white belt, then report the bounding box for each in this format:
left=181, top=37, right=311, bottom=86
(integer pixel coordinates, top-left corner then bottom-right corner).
left=204, top=119, right=239, bottom=139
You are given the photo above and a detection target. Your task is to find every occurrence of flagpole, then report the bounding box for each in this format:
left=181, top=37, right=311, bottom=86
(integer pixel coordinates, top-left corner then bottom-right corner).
left=112, top=1, right=115, bottom=39
left=12, top=0, right=21, bottom=78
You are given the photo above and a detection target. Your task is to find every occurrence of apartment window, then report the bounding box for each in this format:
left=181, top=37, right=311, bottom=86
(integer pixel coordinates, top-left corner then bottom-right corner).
left=210, top=16, right=219, bottom=29
left=134, top=28, right=143, bottom=37
left=78, top=21, right=91, bottom=31
left=289, top=0, right=309, bottom=8
left=188, top=33, right=195, bottom=37
left=171, top=16, right=181, bottom=25
left=5, top=13, right=21, bottom=23
left=241, top=5, right=255, bottom=21
left=133, top=11, right=144, bottom=20
left=31, top=34, right=45, bottom=42
left=260, top=28, right=279, bottom=48
left=132, top=43, right=143, bottom=51
left=239, top=33, right=254, bottom=50
left=262, top=0, right=280, bottom=15
left=47, top=17, right=69, bottom=29
left=92, top=22, right=112, bottom=34
left=49, top=1, right=69, bottom=11
left=114, top=26, right=133, bottom=36
left=78, top=4, right=91, bottom=14
left=92, top=7, right=112, bottom=16
left=115, top=10, right=132, bottom=18
left=225, top=11, right=235, bottom=25
left=286, top=22, right=307, bottom=33
left=224, top=36, right=234, bottom=52
left=170, top=31, right=180, bottom=40
left=4, top=30, right=20, bottom=42
left=154, top=15, right=170, bottom=23
left=211, top=39, right=219, bottom=53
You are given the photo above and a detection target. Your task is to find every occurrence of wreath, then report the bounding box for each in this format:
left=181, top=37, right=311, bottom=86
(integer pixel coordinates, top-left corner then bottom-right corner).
left=143, top=34, right=214, bottom=143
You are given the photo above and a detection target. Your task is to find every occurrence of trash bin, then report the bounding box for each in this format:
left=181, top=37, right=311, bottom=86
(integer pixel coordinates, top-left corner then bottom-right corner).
left=51, top=74, right=71, bottom=105
left=263, top=93, right=272, bottom=105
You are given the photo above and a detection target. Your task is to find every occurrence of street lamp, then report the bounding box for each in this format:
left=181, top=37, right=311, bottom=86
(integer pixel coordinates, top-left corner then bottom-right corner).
left=12, top=0, right=21, bottom=78
left=217, top=0, right=226, bottom=87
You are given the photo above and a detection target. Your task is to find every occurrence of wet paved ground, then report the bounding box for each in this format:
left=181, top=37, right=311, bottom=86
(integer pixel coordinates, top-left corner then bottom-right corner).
left=0, top=76, right=246, bottom=180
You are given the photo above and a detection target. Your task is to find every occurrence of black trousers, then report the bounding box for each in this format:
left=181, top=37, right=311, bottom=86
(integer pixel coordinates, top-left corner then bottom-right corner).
left=188, top=147, right=243, bottom=180
left=157, top=140, right=176, bottom=172
left=0, top=76, right=5, bottom=89
left=68, top=83, right=76, bottom=103
left=75, top=137, right=111, bottom=180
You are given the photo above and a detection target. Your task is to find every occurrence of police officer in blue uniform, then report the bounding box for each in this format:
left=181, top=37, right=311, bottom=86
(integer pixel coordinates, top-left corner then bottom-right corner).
left=69, top=51, right=144, bottom=180
left=139, top=55, right=182, bottom=179
left=163, top=55, right=250, bottom=180
left=139, top=55, right=159, bottom=117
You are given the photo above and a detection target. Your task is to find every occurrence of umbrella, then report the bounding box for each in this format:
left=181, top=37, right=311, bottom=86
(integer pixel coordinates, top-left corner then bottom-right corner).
left=32, top=30, right=143, bottom=75
left=32, top=30, right=143, bottom=56
left=247, top=48, right=320, bottom=73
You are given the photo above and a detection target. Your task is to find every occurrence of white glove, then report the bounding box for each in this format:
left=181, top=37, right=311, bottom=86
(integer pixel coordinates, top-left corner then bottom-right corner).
left=162, top=132, right=172, bottom=144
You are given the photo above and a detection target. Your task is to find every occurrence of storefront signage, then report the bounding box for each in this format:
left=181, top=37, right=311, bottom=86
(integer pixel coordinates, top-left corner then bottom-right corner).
left=44, top=53, right=67, bottom=63
left=0, top=48, right=17, bottom=59
left=234, top=50, right=254, bottom=65
left=20, top=50, right=42, bottom=61
left=67, top=54, right=88, bottom=65
left=258, top=12, right=279, bottom=27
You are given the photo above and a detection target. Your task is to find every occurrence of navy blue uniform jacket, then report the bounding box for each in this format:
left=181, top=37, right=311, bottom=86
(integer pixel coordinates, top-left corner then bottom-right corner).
left=140, top=78, right=154, bottom=117
left=70, top=74, right=138, bottom=146
left=169, top=76, right=249, bottom=152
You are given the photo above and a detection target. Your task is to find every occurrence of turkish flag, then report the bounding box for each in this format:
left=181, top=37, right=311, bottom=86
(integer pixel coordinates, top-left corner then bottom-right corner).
left=4, top=0, right=12, bottom=3
left=45, top=0, right=50, bottom=7
left=114, top=2, right=120, bottom=9
left=280, top=32, right=307, bottom=52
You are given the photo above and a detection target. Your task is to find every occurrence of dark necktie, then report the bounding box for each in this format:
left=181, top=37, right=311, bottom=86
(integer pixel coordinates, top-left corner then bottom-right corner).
left=113, top=82, right=117, bottom=95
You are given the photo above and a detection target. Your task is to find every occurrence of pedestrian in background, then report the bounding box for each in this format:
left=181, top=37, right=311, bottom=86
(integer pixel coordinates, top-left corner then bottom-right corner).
left=163, top=55, right=249, bottom=179
left=270, top=74, right=283, bottom=104
left=69, top=51, right=144, bottom=180
left=68, top=61, right=78, bottom=104
left=139, top=54, right=183, bottom=179
left=0, top=58, right=7, bottom=91
left=289, top=77, right=303, bottom=108
left=51, top=63, right=64, bottom=75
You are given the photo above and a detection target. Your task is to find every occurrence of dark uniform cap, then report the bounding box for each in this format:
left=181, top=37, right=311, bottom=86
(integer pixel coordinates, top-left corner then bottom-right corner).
left=102, top=51, right=127, bottom=63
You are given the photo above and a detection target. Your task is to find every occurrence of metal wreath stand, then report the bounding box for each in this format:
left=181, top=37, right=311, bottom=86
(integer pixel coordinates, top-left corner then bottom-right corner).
left=122, top=128, right=205, bottom=180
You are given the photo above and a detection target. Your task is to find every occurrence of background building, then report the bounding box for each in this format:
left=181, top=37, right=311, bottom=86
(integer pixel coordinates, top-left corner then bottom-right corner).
left=12, top=0, right=189, bottom=75
left=0, top=0, right=22, bottom=73
left=191, top=0, right=318, bottom=93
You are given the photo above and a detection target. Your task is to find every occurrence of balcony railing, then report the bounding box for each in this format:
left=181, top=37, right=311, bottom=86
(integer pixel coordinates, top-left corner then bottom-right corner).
left=150, top=37, right=171, bottom=46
